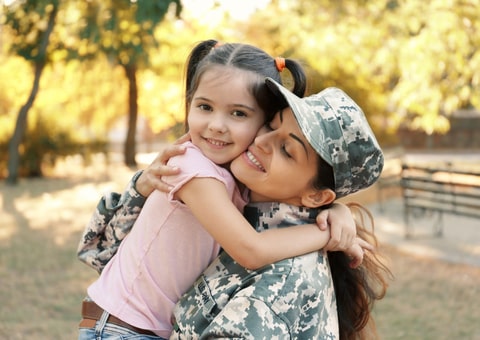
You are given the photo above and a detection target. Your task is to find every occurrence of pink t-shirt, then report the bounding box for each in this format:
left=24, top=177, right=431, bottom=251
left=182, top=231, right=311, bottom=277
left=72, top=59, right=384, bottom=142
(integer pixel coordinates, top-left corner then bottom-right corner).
left=88, top=142, right=247, bottom=337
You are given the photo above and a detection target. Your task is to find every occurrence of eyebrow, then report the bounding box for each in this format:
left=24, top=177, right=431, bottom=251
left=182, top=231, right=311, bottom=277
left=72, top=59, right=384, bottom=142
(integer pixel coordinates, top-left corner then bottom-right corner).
left=280, top=109, right=309, bottom=159
left=290, top=133, right=309, bottom=159
left=193, top=96, right=256, bottom=112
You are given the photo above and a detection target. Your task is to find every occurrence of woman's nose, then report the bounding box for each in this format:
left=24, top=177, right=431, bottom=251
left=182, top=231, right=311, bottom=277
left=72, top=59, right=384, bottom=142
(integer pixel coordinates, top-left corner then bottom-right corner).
left=254, top=128, right=273, bottom=153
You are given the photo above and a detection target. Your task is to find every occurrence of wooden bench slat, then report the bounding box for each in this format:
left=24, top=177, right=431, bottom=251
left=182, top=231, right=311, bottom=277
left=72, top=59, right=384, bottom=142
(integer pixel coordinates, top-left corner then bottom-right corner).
left=400, top=163, right=480, bottom=238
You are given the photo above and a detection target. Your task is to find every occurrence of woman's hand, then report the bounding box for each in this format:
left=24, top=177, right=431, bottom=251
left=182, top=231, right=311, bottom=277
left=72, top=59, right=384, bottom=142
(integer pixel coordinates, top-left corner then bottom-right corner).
left=135, top=134, right=190, bottom=196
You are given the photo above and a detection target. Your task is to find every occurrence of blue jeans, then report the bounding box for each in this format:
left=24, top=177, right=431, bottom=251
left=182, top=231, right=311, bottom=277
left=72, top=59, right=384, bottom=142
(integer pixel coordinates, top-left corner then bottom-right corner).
left=78, top=310, right=166, bottom=340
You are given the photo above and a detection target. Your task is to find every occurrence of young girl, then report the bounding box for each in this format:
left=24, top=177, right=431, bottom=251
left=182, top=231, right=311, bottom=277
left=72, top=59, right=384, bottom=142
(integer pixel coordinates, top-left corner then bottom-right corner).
left=78, top=41, right=360, bottom=339
left=170, top=79, right=391, bottom=340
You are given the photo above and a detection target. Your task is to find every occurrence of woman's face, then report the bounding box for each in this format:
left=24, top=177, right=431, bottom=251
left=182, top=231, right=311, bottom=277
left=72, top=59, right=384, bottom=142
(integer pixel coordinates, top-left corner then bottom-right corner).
left=230, top=108, right=327, bottom=206
left=187, top=66, right=266, bottom=166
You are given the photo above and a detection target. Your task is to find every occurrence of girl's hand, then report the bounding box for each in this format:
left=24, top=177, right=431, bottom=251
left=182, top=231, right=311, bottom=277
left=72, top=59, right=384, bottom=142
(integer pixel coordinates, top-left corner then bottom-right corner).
left=345, top=238, right=374, bottom=268
left=315, top=202, right=356, bottom=251
left=315, top=202, right=372, bottom=266
left=135, top=134, right=190, bottom=196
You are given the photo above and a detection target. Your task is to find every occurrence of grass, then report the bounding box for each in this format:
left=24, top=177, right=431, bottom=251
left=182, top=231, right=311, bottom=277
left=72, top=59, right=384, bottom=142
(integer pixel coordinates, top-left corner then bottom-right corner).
left=1, top=157, right=479, bottom=339
left=375, top=246, right=480, bottom=339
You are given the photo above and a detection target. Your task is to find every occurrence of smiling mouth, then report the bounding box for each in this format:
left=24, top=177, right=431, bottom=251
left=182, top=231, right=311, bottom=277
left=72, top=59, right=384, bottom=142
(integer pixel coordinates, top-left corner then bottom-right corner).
left=206, top=138, right=229, bottom=147
left=246, top=151, right=265, bottom=171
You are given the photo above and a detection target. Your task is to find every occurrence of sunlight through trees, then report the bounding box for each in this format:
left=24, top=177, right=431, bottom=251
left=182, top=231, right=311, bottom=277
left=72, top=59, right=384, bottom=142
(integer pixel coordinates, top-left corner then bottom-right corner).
left=1, top=0, right=479, bottom=180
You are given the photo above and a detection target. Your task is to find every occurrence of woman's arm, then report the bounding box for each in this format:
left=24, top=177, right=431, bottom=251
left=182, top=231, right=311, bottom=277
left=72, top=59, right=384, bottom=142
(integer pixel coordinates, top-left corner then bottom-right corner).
left=178, top=177, right=331, bottom=270
left=76, top=143, right=187, bottom=273
left=77, top=171, right=148, bottom=273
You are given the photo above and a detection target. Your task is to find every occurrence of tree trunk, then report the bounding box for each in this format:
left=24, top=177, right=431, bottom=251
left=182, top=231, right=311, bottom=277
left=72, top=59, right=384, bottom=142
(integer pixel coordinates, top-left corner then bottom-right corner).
left=122, top=63, right=138, bottom=167
left=6, top=3, right=57, bottom=185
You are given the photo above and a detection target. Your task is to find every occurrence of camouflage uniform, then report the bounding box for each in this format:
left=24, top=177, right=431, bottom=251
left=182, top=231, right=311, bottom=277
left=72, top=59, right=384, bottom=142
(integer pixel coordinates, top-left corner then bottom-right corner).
left=77, top=171, right=147, bottom=273
left=170, top=202, right=339, bottom=340
left=77, top=80, right=383, bottom=338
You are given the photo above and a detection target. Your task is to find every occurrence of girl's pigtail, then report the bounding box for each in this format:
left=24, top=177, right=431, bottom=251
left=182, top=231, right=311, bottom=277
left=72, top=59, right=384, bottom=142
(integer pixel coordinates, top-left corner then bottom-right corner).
left=284, top=58, right=307, bottom=97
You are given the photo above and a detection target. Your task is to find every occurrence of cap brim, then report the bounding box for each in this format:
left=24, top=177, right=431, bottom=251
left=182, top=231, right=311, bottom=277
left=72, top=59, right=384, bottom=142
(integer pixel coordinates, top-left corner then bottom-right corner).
left=265, top=78, right=302, bottom=112
left=265, top=78, right=332, bottom=167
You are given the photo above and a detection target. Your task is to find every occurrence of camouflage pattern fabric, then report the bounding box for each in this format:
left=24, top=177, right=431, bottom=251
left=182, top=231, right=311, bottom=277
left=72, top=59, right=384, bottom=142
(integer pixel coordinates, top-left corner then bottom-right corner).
left=77, top=171, right=147, bottom=273
left=170, top=202, right=339, bottom=340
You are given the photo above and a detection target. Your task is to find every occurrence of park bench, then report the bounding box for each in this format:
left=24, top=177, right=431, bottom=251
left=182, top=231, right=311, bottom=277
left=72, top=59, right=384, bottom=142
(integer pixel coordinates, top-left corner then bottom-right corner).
left=400, top=163, right=480, bottom=238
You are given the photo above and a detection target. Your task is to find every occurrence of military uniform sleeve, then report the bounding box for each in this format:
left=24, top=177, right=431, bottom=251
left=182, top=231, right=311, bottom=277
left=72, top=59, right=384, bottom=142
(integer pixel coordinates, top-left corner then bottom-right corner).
left=77, top=170, right=147, bottom=273
left=199, top=296, right=290, bottom=340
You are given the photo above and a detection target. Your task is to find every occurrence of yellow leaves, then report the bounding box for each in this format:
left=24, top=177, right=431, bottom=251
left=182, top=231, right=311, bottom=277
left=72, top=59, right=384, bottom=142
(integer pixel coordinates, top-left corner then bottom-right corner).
left=119, top=51, right=130, bottom=64
left=25, top=30, right=38, bottom=44
left=77, top=39, right=89, bottom=56
left=132, top=36, right=141, bottom=46
left=459, top=85, right=471, bottom=102
left=142, top=21, right=153, bottom=30
left=45, top=4, right=55, bottom=14
left=50, top=49, right=68, bottom=63
left=129, top=23, right=140, bottom=34
left=36, top=19, right=48, bottom=31
left=138, top=70, right=184, bottom=133
left=119, top=19, right=129, bottom=30
left=14, top=8, right=26, bottom=21
left=121, top=34, right=132, bottom=44
left=412, top=114, right=450, bottom=135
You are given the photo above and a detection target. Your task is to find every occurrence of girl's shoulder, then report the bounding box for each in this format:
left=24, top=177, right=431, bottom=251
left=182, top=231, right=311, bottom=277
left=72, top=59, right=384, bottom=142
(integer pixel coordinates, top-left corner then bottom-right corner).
left=166, top=141, right=232, bottom=181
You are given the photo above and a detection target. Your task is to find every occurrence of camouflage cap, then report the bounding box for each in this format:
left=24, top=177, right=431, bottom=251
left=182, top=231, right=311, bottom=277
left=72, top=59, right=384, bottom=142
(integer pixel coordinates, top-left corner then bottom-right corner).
left=265, top=77, right=384, bottom=198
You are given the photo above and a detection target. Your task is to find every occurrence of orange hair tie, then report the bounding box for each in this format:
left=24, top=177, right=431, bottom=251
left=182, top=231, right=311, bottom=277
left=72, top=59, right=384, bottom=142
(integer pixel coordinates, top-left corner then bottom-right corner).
left=275, top=57, right=286, bottom=72
left=214, top=41, right=224, bottom=48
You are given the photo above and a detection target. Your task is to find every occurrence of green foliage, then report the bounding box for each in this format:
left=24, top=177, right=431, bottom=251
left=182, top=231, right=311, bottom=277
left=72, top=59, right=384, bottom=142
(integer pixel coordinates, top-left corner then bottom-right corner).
left=243, top=0, right=480, bottom=141
left=2, top=0, right=59, bottom=62
left=75, top=0, right=182, bottom=67
left=2, top=0, right=480, bottom=179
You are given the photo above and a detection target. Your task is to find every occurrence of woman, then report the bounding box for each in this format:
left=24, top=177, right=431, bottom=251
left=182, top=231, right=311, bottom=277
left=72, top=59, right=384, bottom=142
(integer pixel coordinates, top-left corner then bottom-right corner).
left=77, top=41, right=363, bottom=339
left=169, top=79, right=391, bottom=339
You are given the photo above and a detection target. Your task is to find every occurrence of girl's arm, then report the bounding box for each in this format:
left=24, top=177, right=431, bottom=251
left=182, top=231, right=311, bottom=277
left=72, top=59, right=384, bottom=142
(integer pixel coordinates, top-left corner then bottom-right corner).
left=178, top=177, right=331, bottom=270
left=316, top=203, right=356, bottom=250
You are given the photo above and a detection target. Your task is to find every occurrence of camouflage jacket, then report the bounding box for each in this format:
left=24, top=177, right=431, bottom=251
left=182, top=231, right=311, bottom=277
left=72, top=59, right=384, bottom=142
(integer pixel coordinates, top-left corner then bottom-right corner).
left=170, top=202, right=339, bottom=340
left=77, top=171, right=147, bottom=273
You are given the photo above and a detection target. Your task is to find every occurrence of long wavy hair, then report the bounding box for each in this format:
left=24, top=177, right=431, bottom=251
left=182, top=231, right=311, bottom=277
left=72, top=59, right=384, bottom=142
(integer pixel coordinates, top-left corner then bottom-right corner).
left=329, top=202, right=392, bottom=340
left=311, top=159, right=392, bottom=339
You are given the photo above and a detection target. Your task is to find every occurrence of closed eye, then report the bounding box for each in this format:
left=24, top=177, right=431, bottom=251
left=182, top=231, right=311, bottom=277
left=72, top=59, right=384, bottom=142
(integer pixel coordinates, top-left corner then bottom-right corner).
left=281, top=144, right=292, bottom=158
left=265, top=123, right=292, bottom=158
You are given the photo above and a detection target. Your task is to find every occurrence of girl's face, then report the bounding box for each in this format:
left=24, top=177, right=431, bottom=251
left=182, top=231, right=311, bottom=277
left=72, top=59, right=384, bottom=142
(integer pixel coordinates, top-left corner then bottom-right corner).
left=231, top=108, right=334, bottom=207
left=187, top=66, right=266, bottom=166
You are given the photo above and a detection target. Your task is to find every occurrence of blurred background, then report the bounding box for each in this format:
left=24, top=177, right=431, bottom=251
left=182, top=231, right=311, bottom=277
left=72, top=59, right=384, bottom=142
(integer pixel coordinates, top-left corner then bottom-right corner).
left=1, top=0, right=479, bottom=182
left=1, top=1, right=480, bottom=339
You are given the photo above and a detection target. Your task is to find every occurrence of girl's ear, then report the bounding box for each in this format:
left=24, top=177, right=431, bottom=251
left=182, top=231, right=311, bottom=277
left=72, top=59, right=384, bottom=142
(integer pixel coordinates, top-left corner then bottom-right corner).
left=301, top=189, right=336, bottom=208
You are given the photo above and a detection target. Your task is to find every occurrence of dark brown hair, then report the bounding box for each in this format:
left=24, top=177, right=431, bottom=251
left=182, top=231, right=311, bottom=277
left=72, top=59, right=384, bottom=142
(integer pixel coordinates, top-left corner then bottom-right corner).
left=183, top=39, right=307, bottom=130
left=329, top=203, right=392, bottom=340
